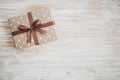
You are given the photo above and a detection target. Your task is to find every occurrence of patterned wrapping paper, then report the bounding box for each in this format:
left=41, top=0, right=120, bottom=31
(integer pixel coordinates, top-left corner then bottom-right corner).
left=8, top=7, right=57, bottom=49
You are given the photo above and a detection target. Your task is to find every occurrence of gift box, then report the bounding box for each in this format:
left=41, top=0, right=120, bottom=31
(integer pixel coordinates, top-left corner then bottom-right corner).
left=8, top=7, right=57, bottom=49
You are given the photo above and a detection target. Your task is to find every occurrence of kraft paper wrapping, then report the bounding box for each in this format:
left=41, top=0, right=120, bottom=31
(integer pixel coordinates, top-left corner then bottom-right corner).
left=8, top=7, right=57, bottom=49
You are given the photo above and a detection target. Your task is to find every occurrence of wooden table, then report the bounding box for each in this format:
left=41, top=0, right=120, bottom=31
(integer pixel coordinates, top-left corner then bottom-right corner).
left=0, top=0, right=120, bottom=80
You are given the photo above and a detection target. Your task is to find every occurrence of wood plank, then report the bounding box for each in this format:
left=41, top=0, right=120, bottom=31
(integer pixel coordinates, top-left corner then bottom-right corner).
left=0, top=0, right=120, bottom=80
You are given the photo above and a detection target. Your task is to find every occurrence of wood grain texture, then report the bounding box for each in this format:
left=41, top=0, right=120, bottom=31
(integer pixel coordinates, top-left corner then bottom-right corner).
left=0, top=0, right=120, bottom=80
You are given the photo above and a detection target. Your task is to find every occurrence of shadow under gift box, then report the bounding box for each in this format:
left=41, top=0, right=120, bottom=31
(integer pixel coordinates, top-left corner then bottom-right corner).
left=8, top=7, right=57, bottom=49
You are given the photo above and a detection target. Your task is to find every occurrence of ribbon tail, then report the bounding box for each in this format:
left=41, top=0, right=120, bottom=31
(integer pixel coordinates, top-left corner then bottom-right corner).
left=27, top=30, right=32, bottom=43
left=32, top=30, right=39, bottom=45
left=36, top=28, right=46, bottom=34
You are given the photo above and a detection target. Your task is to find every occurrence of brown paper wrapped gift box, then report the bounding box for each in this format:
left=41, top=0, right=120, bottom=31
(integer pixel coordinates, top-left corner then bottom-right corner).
left=8, top=7, right=57, bottom=49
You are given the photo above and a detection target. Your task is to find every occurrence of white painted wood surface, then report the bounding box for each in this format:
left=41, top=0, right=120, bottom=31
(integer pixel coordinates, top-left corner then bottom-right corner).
left=0, top=0, right=120, bottom=80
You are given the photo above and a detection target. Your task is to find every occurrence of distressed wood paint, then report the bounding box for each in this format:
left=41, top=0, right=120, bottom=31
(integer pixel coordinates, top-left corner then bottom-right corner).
left=0, top=0, right=120, bottom=80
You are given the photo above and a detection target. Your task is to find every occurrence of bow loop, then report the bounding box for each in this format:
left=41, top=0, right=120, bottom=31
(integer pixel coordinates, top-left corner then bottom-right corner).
left=30, top=19, right=46, bottom=34
left=32, top=19, right=39, bottom=25
left=18, top=25, right=29, bottom=31
left=32, top=19, right=40, bottom=27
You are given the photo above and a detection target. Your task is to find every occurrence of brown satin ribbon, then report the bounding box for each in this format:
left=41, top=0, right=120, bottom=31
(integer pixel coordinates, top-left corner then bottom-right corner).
left=12, top=12, right=55, bottom=45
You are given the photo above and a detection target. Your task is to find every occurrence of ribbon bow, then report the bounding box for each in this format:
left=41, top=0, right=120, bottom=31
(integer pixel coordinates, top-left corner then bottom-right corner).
left=18, top=19, right=46, bottom=45
left=12, top=12, right=55, bottom=45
